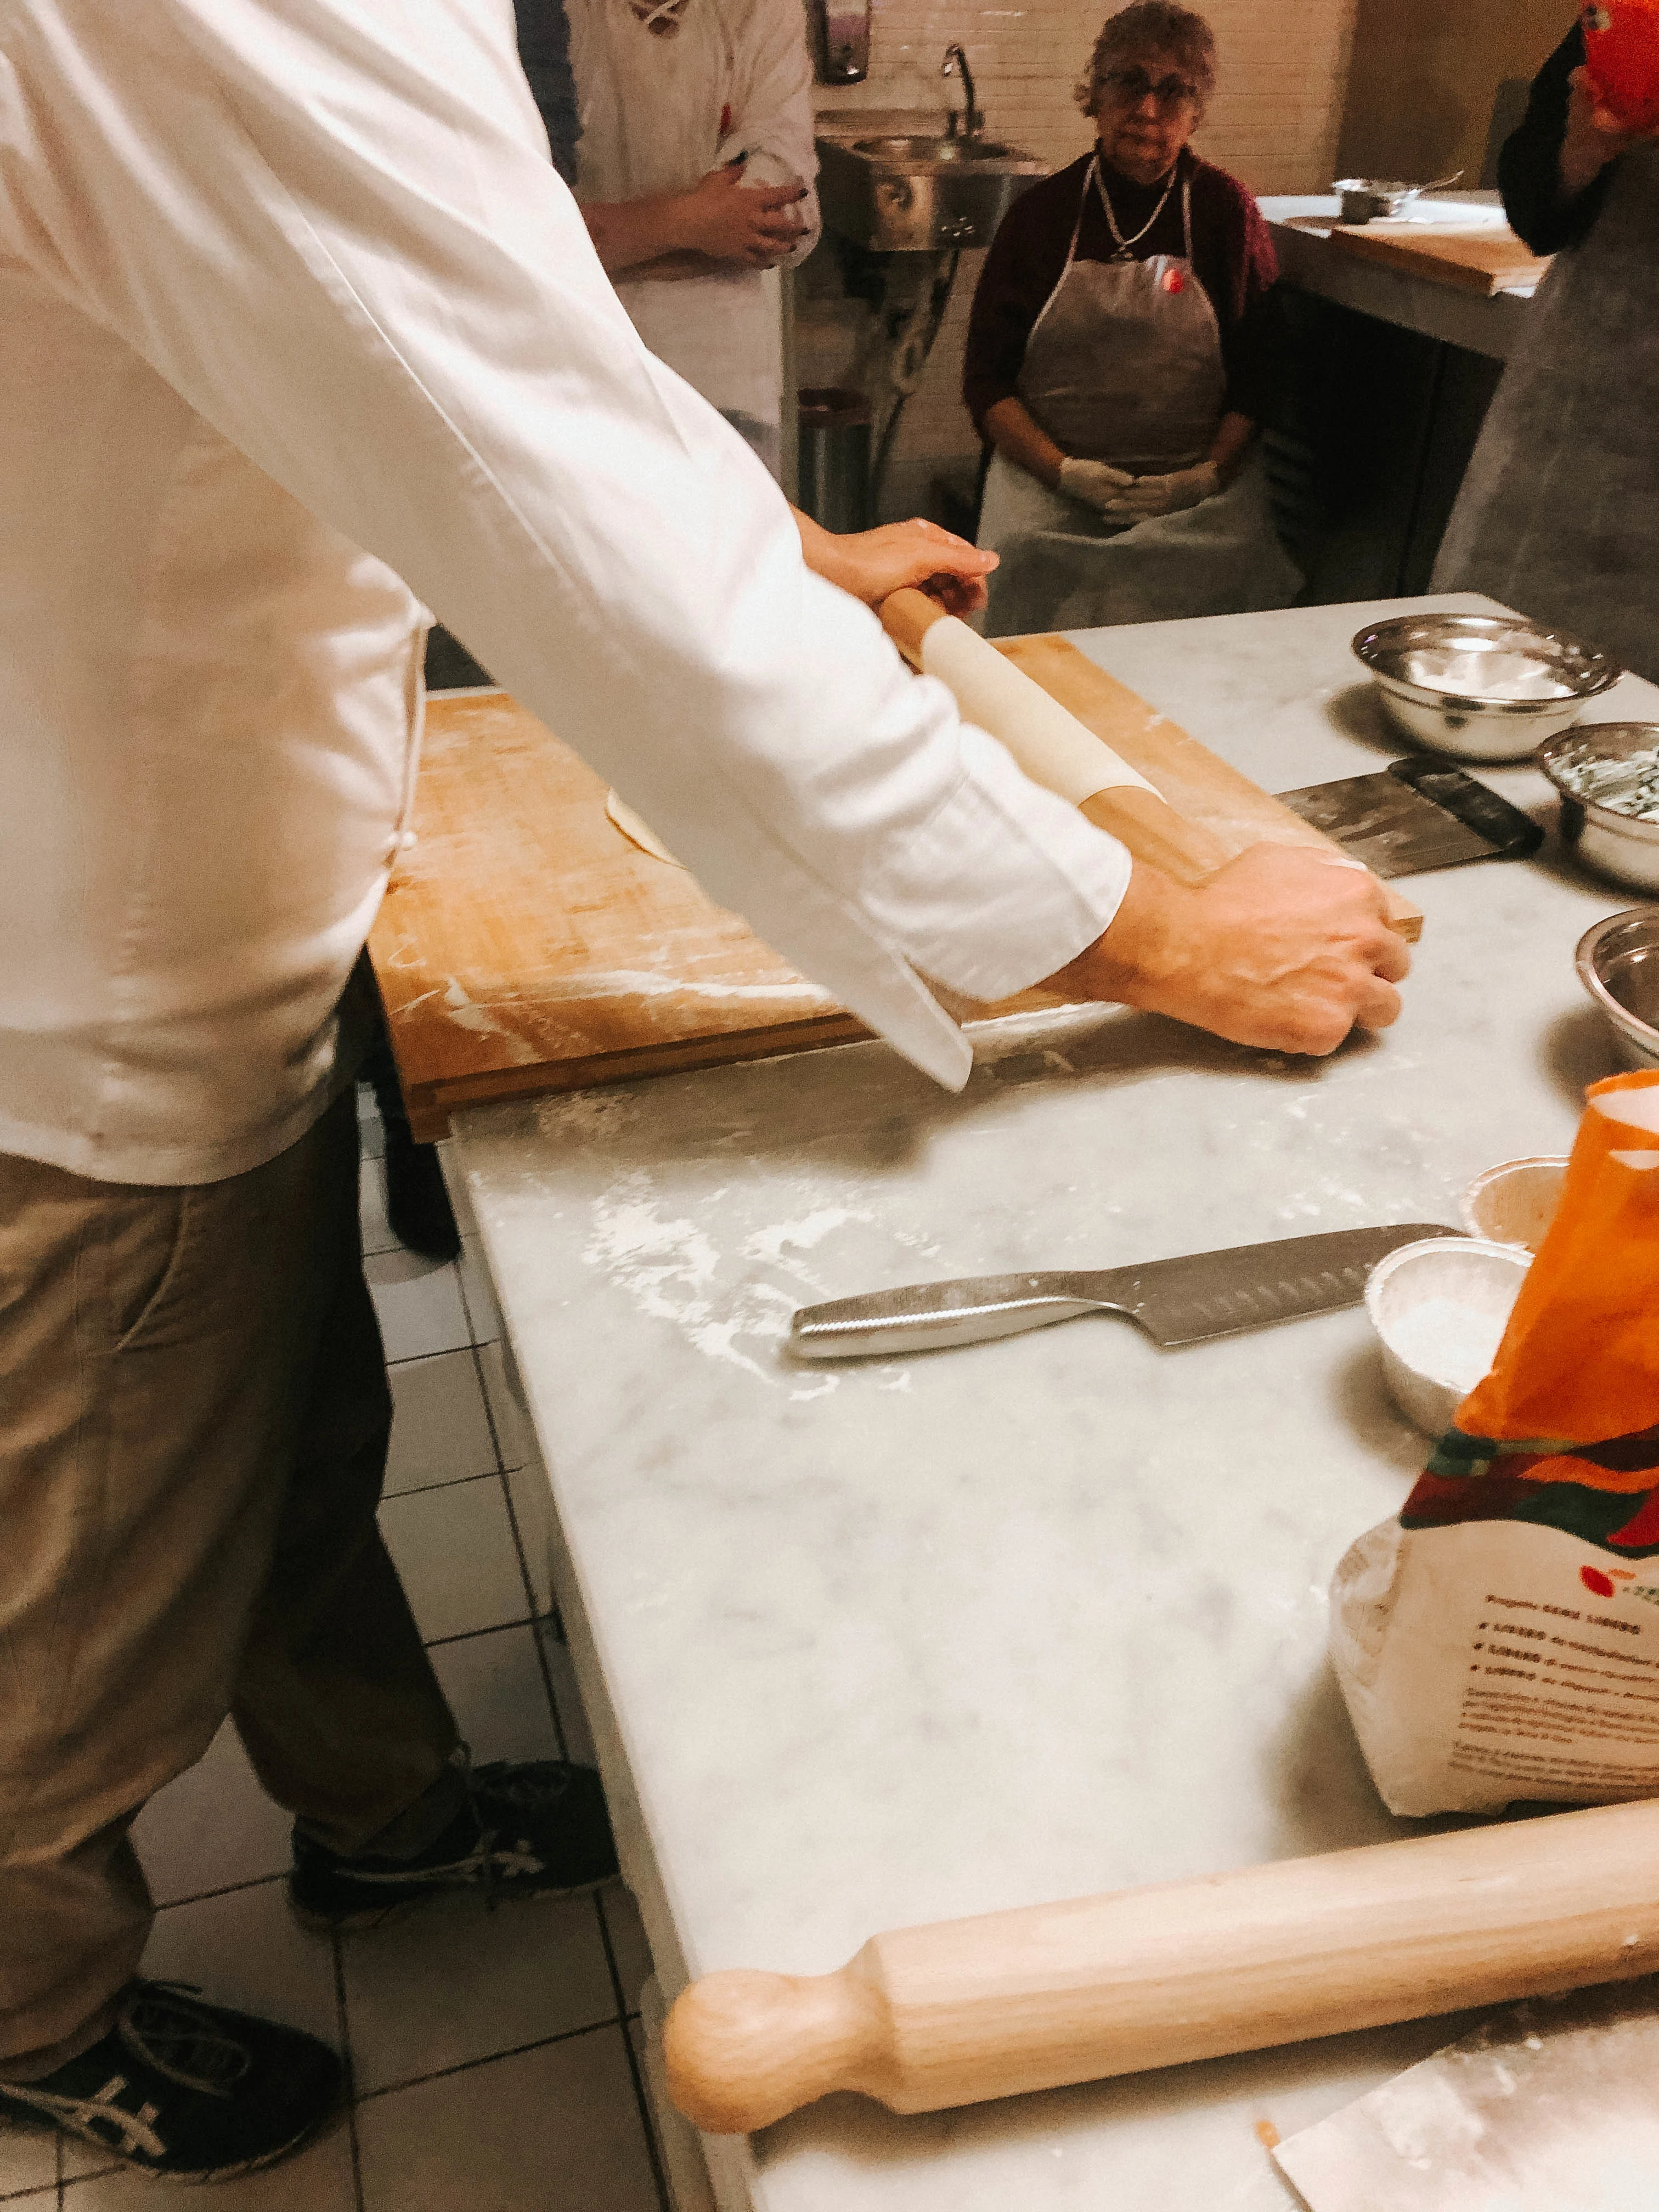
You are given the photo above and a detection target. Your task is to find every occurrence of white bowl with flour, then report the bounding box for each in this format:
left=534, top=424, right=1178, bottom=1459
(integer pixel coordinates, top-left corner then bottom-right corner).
left=1364, top=1237, right=1531, bottom=1435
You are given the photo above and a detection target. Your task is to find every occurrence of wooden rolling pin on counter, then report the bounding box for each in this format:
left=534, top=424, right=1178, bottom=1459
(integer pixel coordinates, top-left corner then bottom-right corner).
left=665, top=1795, right=1659, bottom=2134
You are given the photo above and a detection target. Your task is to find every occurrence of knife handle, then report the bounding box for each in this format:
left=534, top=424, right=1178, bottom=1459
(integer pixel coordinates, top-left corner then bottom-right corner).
left=788, top=1274, right=1115, bottom=1361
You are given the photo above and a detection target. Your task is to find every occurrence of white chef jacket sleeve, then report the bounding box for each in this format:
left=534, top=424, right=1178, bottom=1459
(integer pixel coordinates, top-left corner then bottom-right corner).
left=713, top=0, right=821, bottom=268
left=1, top=0, right=1130, bottom=1091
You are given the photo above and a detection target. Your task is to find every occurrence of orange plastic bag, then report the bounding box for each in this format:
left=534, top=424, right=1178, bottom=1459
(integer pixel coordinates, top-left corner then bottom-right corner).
left=1331, top=1072, right=1659, bottom=1815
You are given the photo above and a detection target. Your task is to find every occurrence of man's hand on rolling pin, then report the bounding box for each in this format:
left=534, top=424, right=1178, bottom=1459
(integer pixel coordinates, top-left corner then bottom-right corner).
left=793, top=512, right=998, bottom=616
left=1054, top=843, right=1409, bottom=1056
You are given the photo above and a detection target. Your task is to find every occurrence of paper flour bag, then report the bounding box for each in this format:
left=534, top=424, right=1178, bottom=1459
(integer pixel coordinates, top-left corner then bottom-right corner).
left=1331, top=1071, right=1659, bottom=1815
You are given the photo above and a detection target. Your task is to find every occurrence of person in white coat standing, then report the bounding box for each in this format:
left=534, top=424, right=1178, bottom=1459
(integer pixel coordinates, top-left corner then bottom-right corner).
left=568, top=0, right=819, bottom=474
left=0, top=0, right=1407, bottom=2187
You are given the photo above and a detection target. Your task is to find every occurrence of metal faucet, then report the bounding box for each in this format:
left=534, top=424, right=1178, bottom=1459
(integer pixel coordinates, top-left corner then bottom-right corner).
left=941, top=45, right=983, bottom=141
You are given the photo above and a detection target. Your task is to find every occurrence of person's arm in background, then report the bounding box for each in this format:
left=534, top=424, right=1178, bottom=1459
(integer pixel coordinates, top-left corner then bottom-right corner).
left=512, top=0, right=580, bottom=185
left=1499, top=22, right=1617, bottom=251
left=1206, top=183, right=1277, bottom=487
left=963, top=188, right=1061, bottom=485
left=713, top=0, right=820, bottom=269
left=582, top=160, right=808, bottom=275
left=582, top=0, right=817, bottom=279
left=8, top=0, right=1402, bottom=1069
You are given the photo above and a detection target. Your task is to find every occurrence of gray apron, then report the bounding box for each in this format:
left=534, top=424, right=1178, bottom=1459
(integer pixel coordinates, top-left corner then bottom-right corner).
left=1434, top=145, right=1659, bottom=681
left=979, top=158, right=1301, bottom=637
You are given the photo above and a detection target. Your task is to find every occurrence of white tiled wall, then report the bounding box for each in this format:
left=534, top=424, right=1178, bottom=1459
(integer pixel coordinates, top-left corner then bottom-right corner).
left=805, top=0, right=1360, bottom=494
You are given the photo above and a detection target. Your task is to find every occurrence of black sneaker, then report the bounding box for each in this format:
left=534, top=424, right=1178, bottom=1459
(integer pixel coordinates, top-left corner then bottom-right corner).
left=381, top=1129, right=461, bottom=1262
left=0, top=1982, right=341, bottom=2182
left=289, top=1759, right=619, bottom=1932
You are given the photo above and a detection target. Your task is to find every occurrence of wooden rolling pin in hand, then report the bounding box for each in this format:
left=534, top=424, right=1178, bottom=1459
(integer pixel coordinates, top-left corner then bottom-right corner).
left=878, top=589, right=1419, bottom=939
left=880, top=588, right=1232, bottom=889
left=664, top=1796, right=1659, bottom=2134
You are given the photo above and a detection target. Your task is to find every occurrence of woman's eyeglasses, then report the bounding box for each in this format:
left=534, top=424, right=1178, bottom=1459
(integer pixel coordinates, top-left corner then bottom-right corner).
left=1098, top=65, right=1200, bottom=112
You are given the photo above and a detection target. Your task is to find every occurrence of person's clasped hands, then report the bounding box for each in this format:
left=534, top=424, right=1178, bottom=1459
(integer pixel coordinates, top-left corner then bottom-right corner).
left=1104, top=459, right=1221, bottom=519
left=679, top=158, right=807, bottom=268
left=1057, top=456, right=1135, bottom=514
left=1058, top=454, right=1221, bottom=523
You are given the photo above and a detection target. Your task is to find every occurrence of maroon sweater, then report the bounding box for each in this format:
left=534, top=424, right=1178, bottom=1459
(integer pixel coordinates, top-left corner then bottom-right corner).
left=963, top=146, right=1281, bottom=435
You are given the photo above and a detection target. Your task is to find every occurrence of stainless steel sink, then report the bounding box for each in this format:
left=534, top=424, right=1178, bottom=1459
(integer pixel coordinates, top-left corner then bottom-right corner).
left=852, top=134, right=1023, bottom=162
left=816, top=131, right=1046, bottom=252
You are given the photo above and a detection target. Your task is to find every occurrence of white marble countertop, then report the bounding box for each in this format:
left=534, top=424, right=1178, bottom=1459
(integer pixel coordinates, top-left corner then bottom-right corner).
left=1259, top=193, right=1537, bottom=360
left=449, top=595, right=1651, bottom=2212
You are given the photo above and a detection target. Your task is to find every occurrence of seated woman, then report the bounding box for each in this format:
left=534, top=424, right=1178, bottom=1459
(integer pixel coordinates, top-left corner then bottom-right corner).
left=963, top=0, right=1300, bottom=636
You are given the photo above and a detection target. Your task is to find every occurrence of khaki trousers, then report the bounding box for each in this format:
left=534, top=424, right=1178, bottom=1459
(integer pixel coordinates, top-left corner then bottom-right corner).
left=0, top=1092, right=461, bottom=2073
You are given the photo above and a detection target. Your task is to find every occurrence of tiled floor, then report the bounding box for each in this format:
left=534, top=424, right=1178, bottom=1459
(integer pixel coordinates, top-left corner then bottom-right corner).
left=0, top=1096, right=668, bottom=2212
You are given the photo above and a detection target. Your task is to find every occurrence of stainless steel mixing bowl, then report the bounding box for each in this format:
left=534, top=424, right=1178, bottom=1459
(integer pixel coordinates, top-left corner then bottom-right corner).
left=1539, top=723, right=1659, bottom=893
left=1576, top=906, right=1659, bottom=1071
left=1351, top=613, right=1621, bottom=760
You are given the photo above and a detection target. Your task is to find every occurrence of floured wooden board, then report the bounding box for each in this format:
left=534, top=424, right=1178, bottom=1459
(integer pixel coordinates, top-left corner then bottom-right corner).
left=370, top=691, right=870, bottom=1138
left=994, top=634, right=1423, bottom=939
left=372, top=646, right=1418, bottom=1136
left=1327, top=221, right=1550, bottom=297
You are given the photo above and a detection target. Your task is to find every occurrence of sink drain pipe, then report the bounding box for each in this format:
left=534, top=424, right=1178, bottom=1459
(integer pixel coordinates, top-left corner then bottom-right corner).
left=869, top=249, right=961, bottom=518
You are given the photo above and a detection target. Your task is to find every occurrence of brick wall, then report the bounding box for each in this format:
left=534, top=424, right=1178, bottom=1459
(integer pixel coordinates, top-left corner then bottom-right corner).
left=802, top=0, right=1360, bottom=508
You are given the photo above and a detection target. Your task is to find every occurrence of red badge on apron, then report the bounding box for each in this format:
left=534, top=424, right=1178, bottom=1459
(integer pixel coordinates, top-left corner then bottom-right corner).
left=1161, top=266, right=1184, bottom=294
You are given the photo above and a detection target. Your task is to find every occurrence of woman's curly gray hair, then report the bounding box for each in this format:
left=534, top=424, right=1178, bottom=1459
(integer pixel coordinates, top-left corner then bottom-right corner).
left=1075, top=2, right=1218, bottom=116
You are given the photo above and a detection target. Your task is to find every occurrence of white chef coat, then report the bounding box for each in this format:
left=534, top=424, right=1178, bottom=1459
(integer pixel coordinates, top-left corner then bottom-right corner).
left=569, top=0, right=818, bottom=430
left=0, top=0, right=1130, bottom=1187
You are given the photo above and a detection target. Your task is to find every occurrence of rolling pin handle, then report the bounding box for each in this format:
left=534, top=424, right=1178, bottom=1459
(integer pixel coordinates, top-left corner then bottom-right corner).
left=663, top=1964, right=888, bottom=2136
left=879, top=587, right=951, bottom=671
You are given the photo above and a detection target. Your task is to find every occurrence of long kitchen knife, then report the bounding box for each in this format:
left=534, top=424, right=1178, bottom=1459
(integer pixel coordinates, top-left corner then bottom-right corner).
left=787, top=1223, right=1463, bottom=1359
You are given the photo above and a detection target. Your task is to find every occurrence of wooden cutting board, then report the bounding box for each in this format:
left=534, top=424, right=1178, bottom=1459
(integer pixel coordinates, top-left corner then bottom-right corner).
left=1327, top=220, right=1550, bottom=296
left=370, top=691, right=876, bottom=1139
left=371, top=642, right=1419, bottom=1137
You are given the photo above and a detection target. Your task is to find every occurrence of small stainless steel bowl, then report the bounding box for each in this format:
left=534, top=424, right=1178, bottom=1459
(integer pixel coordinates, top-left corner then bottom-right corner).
left=1539, top=724, right=1659, bottom=893
left=1576, top=906, right=1659, bottom=1071
left=1332, top=176, right=1408, bottom=223
left=1352, top=612, right=1621, bottom=760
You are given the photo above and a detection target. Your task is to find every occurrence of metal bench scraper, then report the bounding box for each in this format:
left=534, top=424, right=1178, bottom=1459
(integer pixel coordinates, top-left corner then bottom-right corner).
left=1275, top=756, right=1544, bottom=877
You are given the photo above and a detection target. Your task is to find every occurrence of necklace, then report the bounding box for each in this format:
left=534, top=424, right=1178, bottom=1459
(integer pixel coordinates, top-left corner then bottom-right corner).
left=1091, top=155, right=1177, bottom=259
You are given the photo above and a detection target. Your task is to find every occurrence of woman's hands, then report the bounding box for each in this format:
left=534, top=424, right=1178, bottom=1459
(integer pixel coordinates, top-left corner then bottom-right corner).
left=1058, top=457, right=1136, bottom=513
left=1054, top=412, right=1251, bottom=522
left=1099, top=459, right=1219, bottom=520
left=794, top=513, right=998, bottom=616
left=1560, top=65, right=1657, bottom=196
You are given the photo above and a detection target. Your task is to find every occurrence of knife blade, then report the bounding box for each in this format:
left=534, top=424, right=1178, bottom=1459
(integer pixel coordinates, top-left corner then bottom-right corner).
left=787, top=1223, right=1464, bottom=1361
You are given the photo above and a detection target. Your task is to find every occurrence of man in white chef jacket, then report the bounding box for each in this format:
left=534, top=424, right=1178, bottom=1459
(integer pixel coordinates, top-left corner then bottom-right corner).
left=568, top=0, right=819, bottom=473
left=0, top=0, right=1408, bottom=2182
